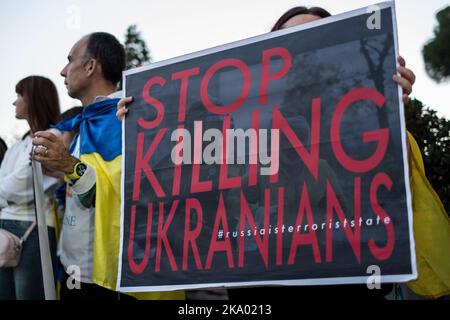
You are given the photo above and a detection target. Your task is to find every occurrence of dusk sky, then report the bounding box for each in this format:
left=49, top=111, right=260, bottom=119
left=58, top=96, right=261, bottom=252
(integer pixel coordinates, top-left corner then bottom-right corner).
left=1, top=0, right=448, bottom=145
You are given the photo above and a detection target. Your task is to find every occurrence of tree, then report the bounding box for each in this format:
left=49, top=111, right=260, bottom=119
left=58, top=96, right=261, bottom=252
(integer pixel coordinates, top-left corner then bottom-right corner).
left=360, top=35, right=393, bottom=129
left=405, top=98, right=450, bottom=214
left=124, top=25, right=151, bottom=70
left=423, top=6, right=450, bottom=82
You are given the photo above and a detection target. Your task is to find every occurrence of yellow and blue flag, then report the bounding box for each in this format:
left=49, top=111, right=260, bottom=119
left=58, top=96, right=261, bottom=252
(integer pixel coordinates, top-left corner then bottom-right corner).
left=56, top=98, right=185, bottom=300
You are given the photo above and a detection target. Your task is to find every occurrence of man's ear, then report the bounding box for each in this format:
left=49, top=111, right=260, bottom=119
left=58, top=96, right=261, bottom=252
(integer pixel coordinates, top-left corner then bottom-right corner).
left=84, top=58, right=98, bottom=77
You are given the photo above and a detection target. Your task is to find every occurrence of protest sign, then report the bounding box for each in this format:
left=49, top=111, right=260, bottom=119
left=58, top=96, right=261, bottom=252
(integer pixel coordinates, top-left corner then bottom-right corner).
left=118, top=2, right=416, bottom=292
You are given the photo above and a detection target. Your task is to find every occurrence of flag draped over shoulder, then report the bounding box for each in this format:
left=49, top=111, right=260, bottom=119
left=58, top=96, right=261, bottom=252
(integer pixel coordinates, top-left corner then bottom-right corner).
left=56, top=98, right=184, bottom=300
left=407, top=132, right=450, bottom=298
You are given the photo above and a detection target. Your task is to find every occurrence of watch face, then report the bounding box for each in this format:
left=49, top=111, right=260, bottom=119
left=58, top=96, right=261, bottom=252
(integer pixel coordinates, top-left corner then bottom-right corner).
left=76, top=163, right=87, bottom=177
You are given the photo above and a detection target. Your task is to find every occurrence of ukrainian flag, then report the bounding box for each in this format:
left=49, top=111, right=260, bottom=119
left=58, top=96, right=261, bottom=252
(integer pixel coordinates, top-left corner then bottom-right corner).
left=56, top=98, right=184, bottom=300
left=407, top=132, right=450, bottom=298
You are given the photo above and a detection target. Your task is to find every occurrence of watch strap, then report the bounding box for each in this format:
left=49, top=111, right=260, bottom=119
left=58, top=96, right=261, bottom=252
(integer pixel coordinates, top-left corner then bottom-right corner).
left=64, top=161, right=84, bottom=182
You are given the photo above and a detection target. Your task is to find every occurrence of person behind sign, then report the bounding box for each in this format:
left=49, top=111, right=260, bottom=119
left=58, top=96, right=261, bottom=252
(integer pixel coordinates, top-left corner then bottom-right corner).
left=114, top=5, right=418, bottom=298
left=31, top=32, right=184, bottom=300
left=272, top=5, right=450, bottom=300
left=271, top=6, right=415, bottom=105
left=0, top=75, right=60, bottom=300
left=225, top=5, right=420, bottom=300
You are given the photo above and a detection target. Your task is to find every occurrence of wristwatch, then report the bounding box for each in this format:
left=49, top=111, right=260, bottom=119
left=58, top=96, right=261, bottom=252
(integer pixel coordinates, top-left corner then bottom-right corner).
left=64, top=161, right=87, bottom=182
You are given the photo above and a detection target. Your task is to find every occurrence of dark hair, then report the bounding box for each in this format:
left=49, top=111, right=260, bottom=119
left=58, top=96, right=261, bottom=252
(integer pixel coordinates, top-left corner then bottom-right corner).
left=0, top=137, right=7, bottom=165
left=271, top=6, right=331, bottom=31
left=60, top=106, right=83, bottom=121
left=83, top=32, right=125, bottom=85
left=15, top=76, right=61, bottom=133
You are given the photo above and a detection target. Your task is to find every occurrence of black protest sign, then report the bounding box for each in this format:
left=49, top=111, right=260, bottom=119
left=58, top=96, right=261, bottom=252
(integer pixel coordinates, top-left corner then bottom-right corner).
left=119, top=2, right=416, bottom=292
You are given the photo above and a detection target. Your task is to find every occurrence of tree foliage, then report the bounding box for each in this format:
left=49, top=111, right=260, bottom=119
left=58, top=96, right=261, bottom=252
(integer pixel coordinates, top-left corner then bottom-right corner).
left=423, top=6, right=450, bottom=82
left=405, top=98, right=450, bottom=214
left=124, top=25, right=151, bottom=70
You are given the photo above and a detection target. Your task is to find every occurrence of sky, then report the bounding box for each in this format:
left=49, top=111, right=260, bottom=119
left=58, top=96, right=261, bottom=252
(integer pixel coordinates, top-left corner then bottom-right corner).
left=0, top=0, right=448, bottom=146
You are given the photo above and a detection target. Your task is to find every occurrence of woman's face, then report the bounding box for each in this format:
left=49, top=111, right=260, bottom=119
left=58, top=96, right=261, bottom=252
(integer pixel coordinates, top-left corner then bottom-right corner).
left=13, top=93, right=28, bottom=120
left=281, top=14, right=322, bottom=29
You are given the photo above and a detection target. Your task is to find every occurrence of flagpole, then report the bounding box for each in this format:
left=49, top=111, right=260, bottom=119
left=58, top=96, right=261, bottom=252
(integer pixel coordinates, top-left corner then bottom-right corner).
left=32, top=157, right=56, bottom=300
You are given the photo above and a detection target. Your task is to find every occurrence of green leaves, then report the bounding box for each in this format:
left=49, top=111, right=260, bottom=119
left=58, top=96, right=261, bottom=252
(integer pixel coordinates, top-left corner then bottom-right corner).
left=124, top=25, right=152, bottom=70
left=423, top=6, right=450, bottom=83
left=406, top=98, right=450, bottom=214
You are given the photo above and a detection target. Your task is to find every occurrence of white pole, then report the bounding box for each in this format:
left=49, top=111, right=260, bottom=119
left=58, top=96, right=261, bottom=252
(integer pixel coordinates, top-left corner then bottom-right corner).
left=32, top=160, right=56, bottom=300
